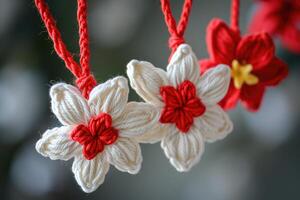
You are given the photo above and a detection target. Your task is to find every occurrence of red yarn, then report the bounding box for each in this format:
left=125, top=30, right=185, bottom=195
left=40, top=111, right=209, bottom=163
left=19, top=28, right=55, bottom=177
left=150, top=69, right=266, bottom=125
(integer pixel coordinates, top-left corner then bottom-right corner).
left=160, top=0, right=193, bottom=59
left=159, top=80, right=206, bottom=133
left=35, top=0, right=96, bottom=98
left=200, top=18, right=288, bottom=111
left=71, top=113, right=119, bottom=160
left=231, top=0, right=240, bottom=32
left=76, top=74, right=97, bottom=99
left=248, top=0, right=300, bottom=53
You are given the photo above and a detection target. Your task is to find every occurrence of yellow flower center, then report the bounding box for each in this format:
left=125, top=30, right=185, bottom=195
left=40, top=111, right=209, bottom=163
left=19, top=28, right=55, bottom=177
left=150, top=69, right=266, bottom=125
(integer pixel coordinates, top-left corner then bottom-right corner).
left=231, top=59, right=259, bottom=89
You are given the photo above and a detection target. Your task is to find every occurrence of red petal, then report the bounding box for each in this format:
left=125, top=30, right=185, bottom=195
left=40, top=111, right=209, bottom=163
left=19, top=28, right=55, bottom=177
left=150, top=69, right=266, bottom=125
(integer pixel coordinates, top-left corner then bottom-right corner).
left=100, top=127, right=119, bottom=145
left=160, top=86, right=182, bottom=107
left=206, top=18, right=240, bottom=64
left=178, top=80, right=196, bottom=102
left=254, top=57, right=288, bottom=86
left=240, top=84, right=265, bottom=112
left=88, top=113, right=112, bottom=136
left=159, top=107, right=178, bottom=124
left=248, top=1, right=282, bottom=34
left=237, top=33, right=275, bottom=70
left=175, top=110, right=193, bottom=133
left=185, top=98, right=206, bottom=117
left=280, top=26, right=300, bottom=53
left=83, top=140, right=104, bottom=160
left=70, top=125, right=93, bottom=145
left=199, top=59, right=219, bottom=74
left=219, top=81, right=240, bottom=110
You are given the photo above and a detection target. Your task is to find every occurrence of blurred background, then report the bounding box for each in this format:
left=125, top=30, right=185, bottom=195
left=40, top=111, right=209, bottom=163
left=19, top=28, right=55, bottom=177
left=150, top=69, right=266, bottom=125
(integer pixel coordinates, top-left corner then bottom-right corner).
left=0, top=0, right=300, bottom=199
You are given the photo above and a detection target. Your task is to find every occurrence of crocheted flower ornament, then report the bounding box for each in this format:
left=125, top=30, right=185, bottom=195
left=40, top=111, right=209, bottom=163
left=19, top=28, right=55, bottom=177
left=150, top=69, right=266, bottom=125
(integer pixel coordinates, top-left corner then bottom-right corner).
left=200, top=19, right=288, bottom=111
left=36, top=76, right=158, bottom=193
left=249, top=0, right=300, bottom=53
left=127, top=44, right=233, bottom=172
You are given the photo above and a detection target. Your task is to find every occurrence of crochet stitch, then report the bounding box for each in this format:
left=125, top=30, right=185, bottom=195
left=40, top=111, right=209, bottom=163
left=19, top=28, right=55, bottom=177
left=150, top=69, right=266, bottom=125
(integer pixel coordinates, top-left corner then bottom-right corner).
left=249, top=0, right=300, bottom=53
left=34, top=0, right=159, bottom=193
left=36, top=77, right=159, bottom=192
left=125, top=0, right=233, bottom=172
left=200, top=0, right=288, bottom=111
left=127, top=44, right=233, bottom=171
left=35, top=0, right=96, bottom=98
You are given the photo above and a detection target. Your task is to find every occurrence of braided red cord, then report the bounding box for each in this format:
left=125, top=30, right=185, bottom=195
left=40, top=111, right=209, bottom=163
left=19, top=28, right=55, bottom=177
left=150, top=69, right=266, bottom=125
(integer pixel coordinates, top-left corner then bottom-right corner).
left=77, top=0, right=90, bottom=76
left=35, top=0, right=96, bottom=98
left=160, top=0, right=193, bottom=58
left=231, top=0, right=240, bottom=32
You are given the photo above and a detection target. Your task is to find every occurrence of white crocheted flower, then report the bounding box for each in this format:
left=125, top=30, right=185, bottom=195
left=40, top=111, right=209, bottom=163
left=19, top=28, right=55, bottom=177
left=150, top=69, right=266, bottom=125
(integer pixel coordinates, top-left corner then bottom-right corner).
left=36, top=76, right=158, bottom=193
left=127, top=44, right=233, bottom=172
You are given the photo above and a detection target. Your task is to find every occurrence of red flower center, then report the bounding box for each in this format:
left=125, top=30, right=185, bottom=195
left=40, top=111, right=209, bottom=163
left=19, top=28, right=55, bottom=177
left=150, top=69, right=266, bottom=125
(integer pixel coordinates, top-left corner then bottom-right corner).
left=71, top=113, right=119, bottom=160
left=159, top=80, right=206, bottom=133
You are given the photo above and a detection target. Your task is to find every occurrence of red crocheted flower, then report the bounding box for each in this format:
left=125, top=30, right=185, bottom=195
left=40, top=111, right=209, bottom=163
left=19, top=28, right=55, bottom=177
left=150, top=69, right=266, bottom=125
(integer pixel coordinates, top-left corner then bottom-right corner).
left=159, top=80, right=206, bottom=133
left=200, top=19, right=288, bottom=111
left=71, top=113, right=118, bottom=160
left=249, top=0, right=300, bottom=53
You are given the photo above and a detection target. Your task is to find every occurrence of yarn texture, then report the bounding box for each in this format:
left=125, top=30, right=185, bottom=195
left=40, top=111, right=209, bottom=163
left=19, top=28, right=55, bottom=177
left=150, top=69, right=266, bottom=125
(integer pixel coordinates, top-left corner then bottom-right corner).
left=127, top=44, right=233, bottom=172
left=200, top=18, right=288, bottom=111
left=249, top=0, right=300, bottom=53
left=36, top=76, right=158, bottom=193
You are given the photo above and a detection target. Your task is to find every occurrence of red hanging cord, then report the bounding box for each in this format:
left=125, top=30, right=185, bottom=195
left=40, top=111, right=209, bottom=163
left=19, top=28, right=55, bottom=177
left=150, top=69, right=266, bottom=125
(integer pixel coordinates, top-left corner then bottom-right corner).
left=160, top=0, right=193, bottom=59
left=35, top=0, right=96, bottom=99
left=230, top=0, right=240, bottom=32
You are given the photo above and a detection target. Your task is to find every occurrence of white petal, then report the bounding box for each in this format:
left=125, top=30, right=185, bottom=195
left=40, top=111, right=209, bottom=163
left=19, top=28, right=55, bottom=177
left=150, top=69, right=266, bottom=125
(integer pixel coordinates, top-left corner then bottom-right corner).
left=134, top=123, right=168, bottom=144
left=88, top=76, right=129, bottom=119
left=36, top=126, right=80, bottom=160
left=161, top=126, right=204, bottom=172
left=167, top=44, right=200, bottom=87
left=113, top=102, right=159, bottom=138
left=106, top=137, right=142, bottom=174
left=194, top=105, right=233, bottom=143
left=127, top=60, right=168, bottom=106
left=72, top=153, right=109, bottom=193
left=50, top=83, right=90, bottom=125
left=197, top=64, right=231, bottom=105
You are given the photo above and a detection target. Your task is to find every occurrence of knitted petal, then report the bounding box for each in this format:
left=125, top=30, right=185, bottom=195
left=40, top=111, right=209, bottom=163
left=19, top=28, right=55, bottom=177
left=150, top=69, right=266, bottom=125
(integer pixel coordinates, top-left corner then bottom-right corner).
left=50, top=83, right=90, bottom=125
left=72, top=153, right=109, bottom=193
left=197, top=64, right=231, bottom=106
left=237, top=33, right=274, bottom=70
left=248, top=1, right=282, bottom=34
left=194, top=105, right=233, bottom=143
left=106, top=137, right=142, bottom=174
left=206, top=18, right=240, bottom=64
left=127, top=60, right=168, bottom=106
left=199, top=59, right=218, bottom=74
left=113, top=102, right=159, bottom=138
left=280, top=25, right=300, bottom=53
left=240, top=84, right=265, bottom=111
left=167, top=44, right=200, bottom=87
left=254, top=57, right=288, bottom=86
left=89, top=76, right=129, bottom=119
left=161, top=126, right=204, bottom=172
left=134, top=123, right=168, bottom=144
left=218, top=81, right=240, bottom=110
left=36, top=126, right=80, bottom=160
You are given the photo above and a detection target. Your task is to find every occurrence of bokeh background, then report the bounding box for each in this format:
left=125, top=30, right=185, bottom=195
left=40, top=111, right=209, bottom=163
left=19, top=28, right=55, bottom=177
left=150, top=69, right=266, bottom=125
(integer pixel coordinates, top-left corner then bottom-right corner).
left=0, top=0, right=300, bottom=199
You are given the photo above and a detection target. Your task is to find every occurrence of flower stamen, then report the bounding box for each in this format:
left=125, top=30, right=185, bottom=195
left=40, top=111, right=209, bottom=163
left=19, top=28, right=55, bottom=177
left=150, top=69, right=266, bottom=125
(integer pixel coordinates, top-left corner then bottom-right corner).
left=231, top=59, right=259, bottom=89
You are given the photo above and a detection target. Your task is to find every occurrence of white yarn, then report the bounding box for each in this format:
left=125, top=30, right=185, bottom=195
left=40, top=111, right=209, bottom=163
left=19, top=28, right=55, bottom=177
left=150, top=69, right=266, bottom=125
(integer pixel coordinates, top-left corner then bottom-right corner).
left=127, top=60, right=168, bottom=107
left=36, top=76, right=158, bottom=193
left=50, top=83, right=91, bottom=125
left=161, top=126, right=204, bottom=172
left=106, top=137, right=142, bottom=174
left=72, top=153, right=109, bottom=193
left=35, top=126, right=80, bottom=161
left=127, top=43, right=233, bottom=172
